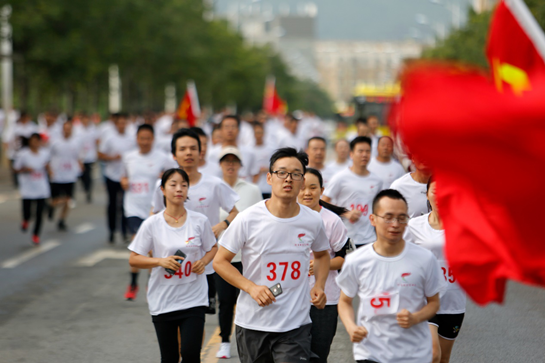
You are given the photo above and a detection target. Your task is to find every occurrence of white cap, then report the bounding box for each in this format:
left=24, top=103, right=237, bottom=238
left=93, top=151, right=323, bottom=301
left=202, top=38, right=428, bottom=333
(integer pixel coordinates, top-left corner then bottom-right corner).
left=219, top=146, right=243, bottom=165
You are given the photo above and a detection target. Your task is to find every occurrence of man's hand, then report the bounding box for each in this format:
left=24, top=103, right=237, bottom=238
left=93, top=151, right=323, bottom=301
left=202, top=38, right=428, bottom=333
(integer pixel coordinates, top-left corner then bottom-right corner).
left=248, top=284, right=276, bottom=307
left=347, top=324, right=368, bottom=343
left=120, top=177, right=129, bottom=191
left=192, top=259, right=205, bottom=275
left=211, top=222, right=227, bottom=238
left=344, top=209, right=362, bottom=223
left=309, top=259, right=315, bottom=276
left=396, top=309, right=418, bottom=329
left=310, top=286, right=326, bottom=309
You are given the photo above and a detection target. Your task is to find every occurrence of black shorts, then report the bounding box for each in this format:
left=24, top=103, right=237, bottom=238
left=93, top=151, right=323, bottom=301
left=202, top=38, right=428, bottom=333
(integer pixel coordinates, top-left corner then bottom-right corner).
left=429, top=313, right=465, bottom=340
left=126, top=216, right=144, bottom=236
left=236, top=323, right=314, bottom=363
left=50, top=183, right=75, bottom=199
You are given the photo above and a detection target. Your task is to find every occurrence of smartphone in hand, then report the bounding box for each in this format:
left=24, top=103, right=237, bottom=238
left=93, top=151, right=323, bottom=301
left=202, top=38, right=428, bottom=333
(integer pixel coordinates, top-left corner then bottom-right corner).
left=269, top=283, right=283, bottom=297
left=165, top=249, right=186, bottom=275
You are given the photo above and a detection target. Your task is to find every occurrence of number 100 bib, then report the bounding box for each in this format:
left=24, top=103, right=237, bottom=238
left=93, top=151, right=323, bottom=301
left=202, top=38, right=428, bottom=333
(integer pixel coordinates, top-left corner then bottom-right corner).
left=261, top=253, right=307, bottom=289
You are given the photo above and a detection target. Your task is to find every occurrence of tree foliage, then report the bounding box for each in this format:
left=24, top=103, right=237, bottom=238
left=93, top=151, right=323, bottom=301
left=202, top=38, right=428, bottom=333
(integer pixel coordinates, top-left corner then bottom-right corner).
left=2, top=0, right=333, bottom=116
left=422, top=1, right=545, bottom=69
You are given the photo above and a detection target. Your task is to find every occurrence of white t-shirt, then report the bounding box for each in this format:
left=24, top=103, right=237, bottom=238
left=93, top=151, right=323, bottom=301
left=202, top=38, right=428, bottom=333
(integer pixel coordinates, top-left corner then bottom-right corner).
left=198, top=160, right=222, bottom=179
left=404, top=214, right=466, bottom=314
left=219, top=201, right=330, bottom=333
left=128, top=210, right=216, bottom=316
left=151, top=173, right=240, bottom=274
left=74, top=124, right=99, bottom=163
left=368, top=158, right=406, bottom=189
left=323, top=168, right=383, bottom=246
left=49, top=136, right=83, bottom=183
left=122, top=149, right=173, bottom=219
left=323, top=160, right=351, bottom=181
left=253, top=144, right=274, bottom=194
left=14, top=148, right=51, bottom=199
left=308, top=207, right=348, bottom=305
left=99, top=131, right=136, bottom=182
left=336, top=242, right=443, bottom=363
left=390, top=173, right=429, bottom=218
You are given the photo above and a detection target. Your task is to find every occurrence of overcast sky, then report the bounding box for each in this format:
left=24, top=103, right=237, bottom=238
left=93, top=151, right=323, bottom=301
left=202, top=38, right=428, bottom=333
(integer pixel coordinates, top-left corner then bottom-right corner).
left=214, top=0, right=475, bottom=41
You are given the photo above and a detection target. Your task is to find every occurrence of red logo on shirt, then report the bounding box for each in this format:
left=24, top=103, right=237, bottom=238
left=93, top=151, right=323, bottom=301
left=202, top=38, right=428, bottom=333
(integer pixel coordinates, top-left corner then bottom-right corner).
left=298, top=233, right=306, bottom=241
left=398, top=273, right=416, bottom=287
left=185, top=237, right=195, bottom=244
left=295, top=233, right=310, bottom=247
left=401, top=273, right=411, bottom=282
left=198, top=197, right=206, bottom=206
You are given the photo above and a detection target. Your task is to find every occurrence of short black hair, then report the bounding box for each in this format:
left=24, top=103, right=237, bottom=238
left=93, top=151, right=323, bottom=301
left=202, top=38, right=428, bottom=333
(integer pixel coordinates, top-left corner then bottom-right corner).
left=372, top=189, right=408, bottom=214
left=137, top=124, right=154, bottom=135
left=355, top=117, right=367, bottom=125
left=160, top=168, right=190, bottom=207
left=350, top=136, right=372, bottom=151
left=307, top=136, right=326, bottom=147
left=171, top=128, right=202, bottom=155
left=269, top=147, right=308, bottom=174
left=190, top=127, right=207, bottom=138
left=220, top=115, right=240, bottom=128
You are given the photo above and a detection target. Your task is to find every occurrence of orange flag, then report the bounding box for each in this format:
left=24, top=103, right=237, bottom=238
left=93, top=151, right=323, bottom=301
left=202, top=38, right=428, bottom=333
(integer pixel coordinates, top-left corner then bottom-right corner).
left=175, top=81, right=200, bottom=127
left=263, top=76, right=287, bottom=115
left=393, top=0, right=545, bottom=305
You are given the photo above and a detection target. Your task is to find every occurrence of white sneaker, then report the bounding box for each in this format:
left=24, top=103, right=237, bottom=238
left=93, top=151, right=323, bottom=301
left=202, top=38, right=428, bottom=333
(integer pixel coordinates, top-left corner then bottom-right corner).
left=216, top=342, right=231, bottom=359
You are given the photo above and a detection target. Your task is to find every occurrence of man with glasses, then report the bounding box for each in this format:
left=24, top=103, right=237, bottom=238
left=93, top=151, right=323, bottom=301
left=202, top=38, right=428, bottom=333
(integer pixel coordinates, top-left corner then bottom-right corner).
left=336, top=189, right=443, bottom=363
left=322, top=136, right=383, bottom=248
left=214, top=147, right=331, bottom=363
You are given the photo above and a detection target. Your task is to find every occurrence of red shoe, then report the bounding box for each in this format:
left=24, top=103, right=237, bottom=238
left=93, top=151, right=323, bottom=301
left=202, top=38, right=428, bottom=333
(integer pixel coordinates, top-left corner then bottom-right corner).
left=32, top=235, right=40, bottom=245
left=124, top=285, right=139, bottom=300
left=21, top=221, right=29, bottom=232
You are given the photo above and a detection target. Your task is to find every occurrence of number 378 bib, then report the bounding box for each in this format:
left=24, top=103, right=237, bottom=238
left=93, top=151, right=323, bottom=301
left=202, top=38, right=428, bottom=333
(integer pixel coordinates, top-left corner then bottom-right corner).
left=261, top=253, right=308, bottom=289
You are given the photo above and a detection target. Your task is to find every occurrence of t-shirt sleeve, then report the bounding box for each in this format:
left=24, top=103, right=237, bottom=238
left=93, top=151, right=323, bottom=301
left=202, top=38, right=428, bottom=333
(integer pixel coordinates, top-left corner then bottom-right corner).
left=403, top=225, right=415, bottom=244
left=330, top=217, right=349, bottom=252
left=128, top=219, right=153, bottom=256
left=322, top=174, right=340, bottom=201
left=13, top=152, right=24, bottom=170
left=98, top=137, right=110, bottom=154
left=150, top=179, right=164, bottom=213
left=424, top=253, right=444, bottom=298
left=218, top=180, right=240, bottom=212
left=218, top=214, right=246, bottom=255
left=311, top=219, right=330, bottom=252
left=200, top=218, right=217, bottom=253
left=335, top=256, right=358, bottom=298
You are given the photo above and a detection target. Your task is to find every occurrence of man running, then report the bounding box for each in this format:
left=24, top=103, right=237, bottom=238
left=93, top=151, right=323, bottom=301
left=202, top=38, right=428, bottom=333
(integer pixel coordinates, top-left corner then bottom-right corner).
left=322, top=136, right=383, bottom=247
left=214, top=147, right=331, bottom=363
left=390, top=157, right=431, bottom=218
left=368, top=136, right=405, bottom=189
left=306, top=137, right=331, bottom=186
left=337, top=189, right=443, bottom=363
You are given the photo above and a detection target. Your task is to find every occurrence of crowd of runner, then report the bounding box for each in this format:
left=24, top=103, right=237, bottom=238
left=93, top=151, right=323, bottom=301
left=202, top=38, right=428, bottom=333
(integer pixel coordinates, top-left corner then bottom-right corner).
left=3, top=109, right=465, bottom=363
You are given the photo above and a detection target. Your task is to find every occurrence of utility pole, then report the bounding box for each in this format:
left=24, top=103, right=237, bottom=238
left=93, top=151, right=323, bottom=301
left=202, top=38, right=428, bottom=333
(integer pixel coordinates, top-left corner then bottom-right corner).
left=108, top=64, right=121, bottom=113
left=165, top=83, right=176, bottom=113
left=1, top=5, right=13, bottom=137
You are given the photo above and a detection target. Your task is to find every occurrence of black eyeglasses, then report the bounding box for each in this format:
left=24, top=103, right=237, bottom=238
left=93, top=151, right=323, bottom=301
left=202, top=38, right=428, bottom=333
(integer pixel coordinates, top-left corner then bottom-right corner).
left=375, top=214, right=410, bottom=224
left=271, top=170, right=304, bottom=181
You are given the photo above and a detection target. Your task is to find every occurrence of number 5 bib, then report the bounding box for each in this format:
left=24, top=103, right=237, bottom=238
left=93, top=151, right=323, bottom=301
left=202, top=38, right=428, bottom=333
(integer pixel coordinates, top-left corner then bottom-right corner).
left=360, top=291, right=400, bottom=317
left=261, top=253, right=308, bottom=289
left=161, top=252, right=197, bottom=286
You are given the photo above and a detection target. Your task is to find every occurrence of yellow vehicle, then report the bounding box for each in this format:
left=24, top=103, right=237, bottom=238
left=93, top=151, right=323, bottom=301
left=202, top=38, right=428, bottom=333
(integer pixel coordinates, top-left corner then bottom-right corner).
left=353, top=83, right=400, bottom=135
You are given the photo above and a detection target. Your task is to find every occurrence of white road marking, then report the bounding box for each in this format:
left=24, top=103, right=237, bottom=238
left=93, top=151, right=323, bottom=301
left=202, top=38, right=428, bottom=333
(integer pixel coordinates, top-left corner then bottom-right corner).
left=74, top=222, right=95, bottom=234
left=1, top=240, right=61, bottom=268
left=74, top=249, right=131, bottom=267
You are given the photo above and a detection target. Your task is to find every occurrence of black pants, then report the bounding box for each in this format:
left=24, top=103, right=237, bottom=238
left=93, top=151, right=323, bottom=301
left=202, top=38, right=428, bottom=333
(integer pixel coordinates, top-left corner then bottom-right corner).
left=22, top=199, right=46, bottom=236
left=105, top=177, right=126, bottom=236
left=80, top=162, right=94, bottom=197
left=152, top=307, right=206, bottom=363
left=215, top=262, right=243, bottom=342
left=357, top=360, right=379, bottom=363
left=310, top=305, right=338, bottom=363
left=10, top=159, right=18, bottom=187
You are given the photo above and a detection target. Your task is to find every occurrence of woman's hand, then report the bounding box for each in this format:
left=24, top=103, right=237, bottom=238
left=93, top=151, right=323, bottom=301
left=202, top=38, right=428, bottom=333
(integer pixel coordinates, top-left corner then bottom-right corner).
left=192, top=260, right=206, bottom=275
left=158, top=255, right=183, bottom=272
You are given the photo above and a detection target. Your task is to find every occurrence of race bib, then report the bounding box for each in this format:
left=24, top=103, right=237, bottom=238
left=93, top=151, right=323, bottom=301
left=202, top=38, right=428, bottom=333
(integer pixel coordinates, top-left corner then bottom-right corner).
left=261, top=253, right=307, bottom=289
left=439, top=260, right=460, bottom=290
left=161, top=253, right=197, bottom=286
left=129, top=181, right=150, bottom=194
left=349, top=202, right=369, bottom=217
left=360, top=291, right=400, bottom=317
left=62, top=162, right=73, bottom=171
left=30, top=171, right=44, bottom=180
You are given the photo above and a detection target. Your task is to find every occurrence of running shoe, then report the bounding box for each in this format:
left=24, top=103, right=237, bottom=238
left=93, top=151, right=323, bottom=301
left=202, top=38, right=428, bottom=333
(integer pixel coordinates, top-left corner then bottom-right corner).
left=216, top=343, right=231, bottom=359
left=57, top=220, right=67, bottom=231
left=125, top=285, right=139, bottom=300
left=31, top=235, right=40, bottom=245
left=109, top=232, right=115, bottom=244
left=206, top=297, right=216, bottom=315
left=21, top=220, right=29, bottom=232
left=47, top=205, right=54, bottom=221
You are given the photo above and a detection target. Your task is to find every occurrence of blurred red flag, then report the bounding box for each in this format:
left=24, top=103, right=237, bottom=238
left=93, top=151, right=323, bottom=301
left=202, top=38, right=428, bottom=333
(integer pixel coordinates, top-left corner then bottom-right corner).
left=263, top=76, right=287, bottom=115
left=175, top=81, right=200, bottom=127
left=394, top=0, right=545, bottom=305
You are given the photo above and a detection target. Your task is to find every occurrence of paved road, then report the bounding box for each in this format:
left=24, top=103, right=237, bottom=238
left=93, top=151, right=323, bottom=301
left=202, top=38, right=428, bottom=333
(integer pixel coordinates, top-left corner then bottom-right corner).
left=0, top=168, right=544, bottom=362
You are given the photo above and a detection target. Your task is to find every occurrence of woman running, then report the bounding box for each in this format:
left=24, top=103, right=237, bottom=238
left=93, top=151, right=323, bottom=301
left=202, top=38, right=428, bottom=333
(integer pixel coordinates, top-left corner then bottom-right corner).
left=404, top=178, right=466, bottom=363
left=298, top=168, right=350, bottom=363
left=14, top=133, right=50, bottom=245
left=128, top=168, right=218, bottom=363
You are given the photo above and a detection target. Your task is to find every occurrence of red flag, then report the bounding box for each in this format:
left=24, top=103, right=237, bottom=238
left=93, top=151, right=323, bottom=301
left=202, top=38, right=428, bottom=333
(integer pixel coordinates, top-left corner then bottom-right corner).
left=175, top=81, right=200, bottom=127
left=393, top=0, right=545, bottom=305
left=263, top=77, right=287, bottom=115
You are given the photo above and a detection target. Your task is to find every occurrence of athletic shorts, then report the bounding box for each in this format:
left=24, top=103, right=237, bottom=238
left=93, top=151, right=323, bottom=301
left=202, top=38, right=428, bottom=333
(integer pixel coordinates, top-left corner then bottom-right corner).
left=236, top=323, right=314, bottom=363
left=429, top=313, right=465, bottom=340
left=50, top=183, right=75, bottom=199
left=126, top=216, right=144, bottom=236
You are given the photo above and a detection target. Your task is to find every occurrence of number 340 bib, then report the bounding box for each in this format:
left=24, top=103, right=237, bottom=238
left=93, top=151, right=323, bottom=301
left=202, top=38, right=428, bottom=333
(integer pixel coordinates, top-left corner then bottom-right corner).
left=261, top=253, right=308, bottom=289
